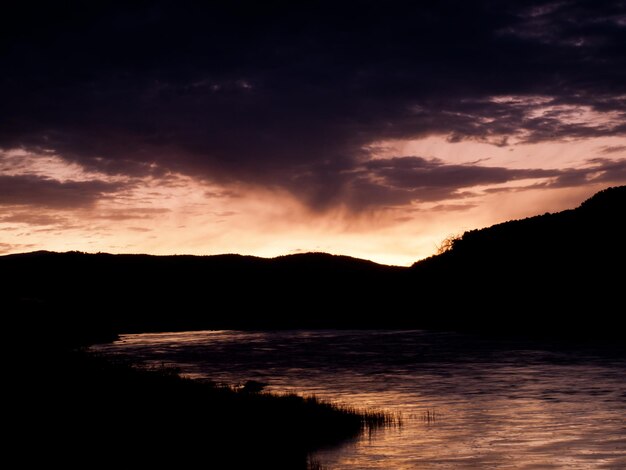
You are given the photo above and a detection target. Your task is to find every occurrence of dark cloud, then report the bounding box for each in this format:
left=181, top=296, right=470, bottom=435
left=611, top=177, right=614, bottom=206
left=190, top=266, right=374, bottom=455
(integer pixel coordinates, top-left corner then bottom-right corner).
left=1, top=1, right=625, bottom=209
left=336, top=156, right=559, bottom=209
left=0, top=175, right=125, bottom=209
left=322, top=156, right=626, bottom=210
left=575, top=157, right=626, bottom=184
left=600, top=145, right=626, bottom=154
left=365, top=157, right=557, bottom=189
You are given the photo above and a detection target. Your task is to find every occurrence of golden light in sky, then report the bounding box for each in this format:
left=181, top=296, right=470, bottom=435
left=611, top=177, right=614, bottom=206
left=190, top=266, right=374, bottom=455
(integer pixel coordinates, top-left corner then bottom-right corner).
left=3, top=132, right=625, bottom=265
left=2, top=3, right=626, bottom=265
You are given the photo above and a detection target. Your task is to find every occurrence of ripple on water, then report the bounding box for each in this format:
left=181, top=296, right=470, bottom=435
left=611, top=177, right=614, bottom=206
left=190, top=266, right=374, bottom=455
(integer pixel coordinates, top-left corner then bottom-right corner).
left=93, top=330, right=626, bottom=469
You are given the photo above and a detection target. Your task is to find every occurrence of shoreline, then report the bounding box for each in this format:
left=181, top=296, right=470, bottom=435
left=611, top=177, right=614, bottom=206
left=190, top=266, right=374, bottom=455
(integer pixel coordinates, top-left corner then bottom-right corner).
left=23, top=325, right=394, bottom=470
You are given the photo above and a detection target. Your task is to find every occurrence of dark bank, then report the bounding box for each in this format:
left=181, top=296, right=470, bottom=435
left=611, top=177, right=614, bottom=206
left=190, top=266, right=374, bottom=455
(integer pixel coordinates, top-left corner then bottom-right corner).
left=21, top=345, right=392, bottom=469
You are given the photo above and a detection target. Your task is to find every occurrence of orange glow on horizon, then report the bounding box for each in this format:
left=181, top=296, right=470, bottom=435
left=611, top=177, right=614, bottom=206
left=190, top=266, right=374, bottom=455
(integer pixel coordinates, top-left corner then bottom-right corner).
left=1, top=135, right=625, bottom=266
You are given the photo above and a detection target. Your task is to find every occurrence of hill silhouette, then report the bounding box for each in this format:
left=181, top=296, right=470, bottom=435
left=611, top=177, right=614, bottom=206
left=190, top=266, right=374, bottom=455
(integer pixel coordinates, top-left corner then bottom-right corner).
left=410, top=185, right=626, bottom=336
left=3, top=250, right=406, bottom=342
left=3, top=185, right=625, bottom=339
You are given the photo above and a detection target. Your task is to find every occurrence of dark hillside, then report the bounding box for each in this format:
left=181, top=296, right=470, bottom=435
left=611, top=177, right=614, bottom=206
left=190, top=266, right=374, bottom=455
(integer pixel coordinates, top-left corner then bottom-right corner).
left=410, top=186, right=626, bottom=336
left=2, top=186, right=624, bottom=339
left=2, top=251, right=407, bottom=341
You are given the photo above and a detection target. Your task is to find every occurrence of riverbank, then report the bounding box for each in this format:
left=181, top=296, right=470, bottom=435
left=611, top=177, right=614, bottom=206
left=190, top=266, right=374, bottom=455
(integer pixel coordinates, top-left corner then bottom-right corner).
left=19, top=340, right=392, bottom=469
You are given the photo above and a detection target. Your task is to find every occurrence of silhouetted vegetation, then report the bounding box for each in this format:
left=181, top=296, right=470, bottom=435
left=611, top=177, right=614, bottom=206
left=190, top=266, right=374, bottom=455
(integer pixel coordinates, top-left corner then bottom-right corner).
left=3, top=186, right=624, bottom=339
left=411, top=186, right=626, bottom=337
left=3, top=251, right=409, bottom=342
left=20, top=347, right=393, bottom=469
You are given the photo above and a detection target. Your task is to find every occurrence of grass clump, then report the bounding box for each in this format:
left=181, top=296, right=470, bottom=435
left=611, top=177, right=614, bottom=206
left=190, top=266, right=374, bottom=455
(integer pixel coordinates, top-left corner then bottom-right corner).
left=24, top=349, right=393, bottom=469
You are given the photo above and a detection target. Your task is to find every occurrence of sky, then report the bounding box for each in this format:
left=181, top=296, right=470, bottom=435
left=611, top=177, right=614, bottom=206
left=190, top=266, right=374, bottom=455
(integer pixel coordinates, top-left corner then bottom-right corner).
left=1, top=1, right=626, bottom=265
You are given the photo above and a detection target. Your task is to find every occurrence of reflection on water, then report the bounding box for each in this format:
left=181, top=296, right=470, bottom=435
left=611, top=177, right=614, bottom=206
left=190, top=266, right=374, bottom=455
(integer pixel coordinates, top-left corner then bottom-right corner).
left=93, top=330, right=626, bottom=469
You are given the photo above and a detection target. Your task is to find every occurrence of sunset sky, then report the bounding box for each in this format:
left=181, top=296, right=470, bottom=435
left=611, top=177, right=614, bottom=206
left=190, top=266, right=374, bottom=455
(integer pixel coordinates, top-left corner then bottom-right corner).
left=2, top=1, right=626, bottom=265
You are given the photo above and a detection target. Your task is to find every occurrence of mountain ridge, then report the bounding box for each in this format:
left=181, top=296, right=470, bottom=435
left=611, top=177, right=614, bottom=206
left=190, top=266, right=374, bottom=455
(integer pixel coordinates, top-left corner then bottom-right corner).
left=2, top=185, right=624, bottom=338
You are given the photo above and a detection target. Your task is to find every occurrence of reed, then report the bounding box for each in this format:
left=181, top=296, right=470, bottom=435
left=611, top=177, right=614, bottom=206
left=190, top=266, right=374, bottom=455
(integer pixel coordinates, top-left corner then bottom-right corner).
left=36, top=349, right=398, bottom=469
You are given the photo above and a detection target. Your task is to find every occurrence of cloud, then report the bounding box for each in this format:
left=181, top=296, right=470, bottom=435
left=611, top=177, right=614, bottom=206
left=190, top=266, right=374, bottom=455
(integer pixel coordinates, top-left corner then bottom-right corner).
left=430, top=204, right=478, bottom=212
left=573, top=158, right=626, bottom=184
left=0, top=212, right=68, bottom=226
left=0, top=243, right=36, bottom=254
left=601, top=145, right=626, bottom=154
left=0, top=175, right=125, bottom=208
left=365, top=157, right=557, bottom=189
left=1, top=1, right=625, bottom=210
left=310, top=156, right=626, bottom=210
left=88, top=208, right=171, bottom=221
left=338, top=156, right=560, bottom=209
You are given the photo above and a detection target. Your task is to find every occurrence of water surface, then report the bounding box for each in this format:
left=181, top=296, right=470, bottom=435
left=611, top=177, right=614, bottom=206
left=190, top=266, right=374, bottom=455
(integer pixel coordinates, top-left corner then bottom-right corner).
left=93, top=330, right=626, bottom=469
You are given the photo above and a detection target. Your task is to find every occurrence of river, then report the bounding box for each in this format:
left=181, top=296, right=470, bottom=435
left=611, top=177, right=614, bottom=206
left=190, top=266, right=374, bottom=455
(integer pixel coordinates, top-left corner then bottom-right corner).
left=92, top=330, right=626, bottom=469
